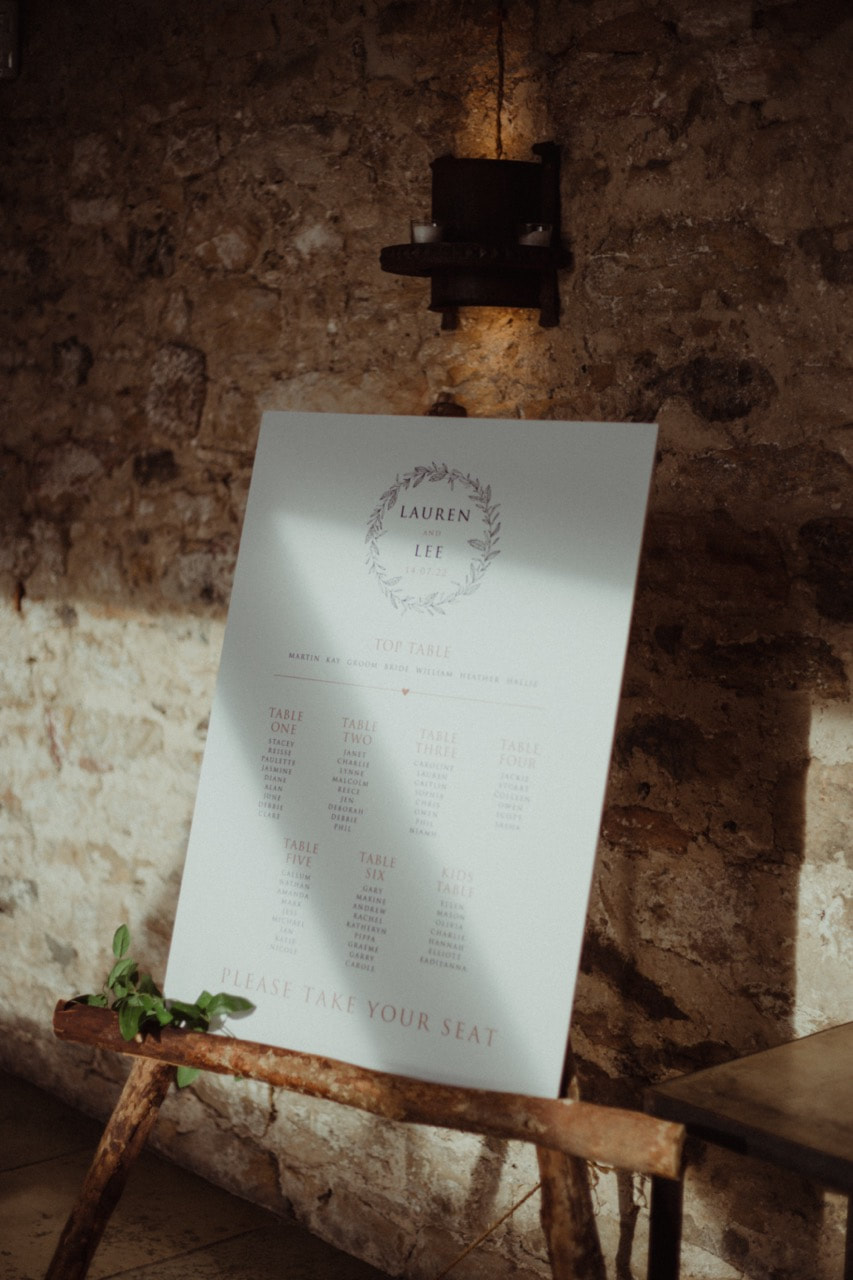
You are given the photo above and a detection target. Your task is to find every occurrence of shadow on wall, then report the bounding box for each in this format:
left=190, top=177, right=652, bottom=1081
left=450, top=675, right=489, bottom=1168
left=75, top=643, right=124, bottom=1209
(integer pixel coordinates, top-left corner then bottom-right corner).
left=575, top=475, right=850, bottom=1277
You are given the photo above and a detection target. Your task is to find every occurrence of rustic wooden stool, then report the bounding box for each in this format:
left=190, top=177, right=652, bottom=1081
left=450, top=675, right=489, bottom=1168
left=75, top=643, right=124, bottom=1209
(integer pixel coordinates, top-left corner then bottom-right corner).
left=645, top=1021, right=853, bottom=1279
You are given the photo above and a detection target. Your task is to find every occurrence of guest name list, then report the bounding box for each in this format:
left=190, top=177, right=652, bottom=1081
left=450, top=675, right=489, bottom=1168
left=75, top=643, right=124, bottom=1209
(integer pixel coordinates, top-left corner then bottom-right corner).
left=166, top=410, right=657, bottom=1096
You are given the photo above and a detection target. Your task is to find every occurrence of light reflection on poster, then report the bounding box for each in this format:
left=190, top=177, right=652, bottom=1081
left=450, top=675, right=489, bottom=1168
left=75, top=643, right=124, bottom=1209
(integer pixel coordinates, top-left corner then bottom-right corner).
left=165, top=411, right=657, bottom=1097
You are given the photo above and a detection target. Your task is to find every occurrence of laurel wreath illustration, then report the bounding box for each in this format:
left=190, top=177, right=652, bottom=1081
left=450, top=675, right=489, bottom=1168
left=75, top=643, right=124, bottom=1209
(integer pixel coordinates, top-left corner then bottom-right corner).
left=365, top=463, right=501, bottom=615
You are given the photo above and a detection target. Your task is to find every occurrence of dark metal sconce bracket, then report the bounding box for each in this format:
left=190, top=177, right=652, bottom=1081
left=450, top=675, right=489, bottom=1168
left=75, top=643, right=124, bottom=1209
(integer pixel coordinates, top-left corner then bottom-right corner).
left=380, top=142, right=569, bottom=329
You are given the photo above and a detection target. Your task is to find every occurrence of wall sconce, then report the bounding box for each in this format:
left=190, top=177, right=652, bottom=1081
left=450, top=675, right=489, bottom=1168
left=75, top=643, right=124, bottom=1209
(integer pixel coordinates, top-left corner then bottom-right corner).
left=380, top=142, right=569, bottom=330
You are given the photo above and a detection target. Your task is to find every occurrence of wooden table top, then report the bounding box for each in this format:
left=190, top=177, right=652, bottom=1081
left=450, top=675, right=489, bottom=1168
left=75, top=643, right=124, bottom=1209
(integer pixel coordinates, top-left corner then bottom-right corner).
left=645, top=1021, right=853, bottom=1192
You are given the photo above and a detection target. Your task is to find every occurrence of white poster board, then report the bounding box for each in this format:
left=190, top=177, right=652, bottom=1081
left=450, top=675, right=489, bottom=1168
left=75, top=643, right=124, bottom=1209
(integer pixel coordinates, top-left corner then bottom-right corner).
left=165, top=411, right=657, bottom=1097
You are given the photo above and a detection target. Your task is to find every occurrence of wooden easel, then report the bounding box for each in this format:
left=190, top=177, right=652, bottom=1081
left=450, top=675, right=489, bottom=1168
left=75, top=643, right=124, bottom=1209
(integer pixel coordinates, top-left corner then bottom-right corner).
left=46, top=1002, right=683, bottom=1280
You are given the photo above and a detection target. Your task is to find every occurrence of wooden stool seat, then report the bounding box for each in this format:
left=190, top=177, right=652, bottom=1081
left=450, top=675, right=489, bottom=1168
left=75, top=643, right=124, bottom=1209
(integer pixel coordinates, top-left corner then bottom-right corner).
left=645, top=1021, right=853, bottom=1279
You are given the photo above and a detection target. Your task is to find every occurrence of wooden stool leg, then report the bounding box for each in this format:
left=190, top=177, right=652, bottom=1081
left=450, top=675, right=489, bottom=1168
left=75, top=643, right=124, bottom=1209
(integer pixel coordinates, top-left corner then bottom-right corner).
left=537, top=1145, right=606, bottom=1280
left=647, top=1173, right=683, bottom=1280
left=45, top=1057, right=175, bottom=1280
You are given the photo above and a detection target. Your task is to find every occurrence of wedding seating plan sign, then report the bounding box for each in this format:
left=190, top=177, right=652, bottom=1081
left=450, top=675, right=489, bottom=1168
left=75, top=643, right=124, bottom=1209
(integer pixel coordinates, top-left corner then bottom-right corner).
left=165, top=411, right=657, bottom=1097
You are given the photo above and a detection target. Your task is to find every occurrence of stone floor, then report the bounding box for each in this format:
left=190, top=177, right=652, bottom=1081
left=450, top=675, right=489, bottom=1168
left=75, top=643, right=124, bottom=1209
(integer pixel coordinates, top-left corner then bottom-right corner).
left=0, top=1069, right=392, bottom=1280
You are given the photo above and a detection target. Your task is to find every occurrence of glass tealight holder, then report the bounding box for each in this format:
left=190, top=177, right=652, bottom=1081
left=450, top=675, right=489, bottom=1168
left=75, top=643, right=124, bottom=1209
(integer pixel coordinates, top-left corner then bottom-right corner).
left=518, top=222, right=552, bottom=247
left=410, top=220, right=445, bottom=244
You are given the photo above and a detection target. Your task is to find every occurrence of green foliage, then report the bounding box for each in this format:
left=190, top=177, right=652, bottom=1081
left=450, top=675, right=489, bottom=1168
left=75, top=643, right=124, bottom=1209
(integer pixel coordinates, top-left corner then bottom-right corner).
left=75, top=925, right=254, bottom=1088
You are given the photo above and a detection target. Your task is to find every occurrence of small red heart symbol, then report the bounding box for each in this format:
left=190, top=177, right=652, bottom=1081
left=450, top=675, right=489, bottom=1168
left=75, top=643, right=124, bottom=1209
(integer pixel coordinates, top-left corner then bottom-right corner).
left=402, top=688, right=410, bottom=695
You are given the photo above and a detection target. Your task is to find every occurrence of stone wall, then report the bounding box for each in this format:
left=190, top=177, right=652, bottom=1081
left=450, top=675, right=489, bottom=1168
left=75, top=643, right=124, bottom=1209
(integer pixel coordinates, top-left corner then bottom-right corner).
left=1, top=2, right=851, bottom=1277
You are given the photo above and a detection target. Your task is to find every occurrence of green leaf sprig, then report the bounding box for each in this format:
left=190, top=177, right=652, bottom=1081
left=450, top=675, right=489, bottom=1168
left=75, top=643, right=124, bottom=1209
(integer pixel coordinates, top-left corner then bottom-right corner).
left=75, top=924, right=255, bottom=1088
